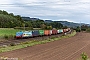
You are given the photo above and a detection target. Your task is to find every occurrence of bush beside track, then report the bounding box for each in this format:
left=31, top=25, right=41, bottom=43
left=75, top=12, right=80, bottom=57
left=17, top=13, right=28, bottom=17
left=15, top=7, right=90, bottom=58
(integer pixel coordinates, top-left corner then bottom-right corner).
left=0, top=30, right=76, bottom=53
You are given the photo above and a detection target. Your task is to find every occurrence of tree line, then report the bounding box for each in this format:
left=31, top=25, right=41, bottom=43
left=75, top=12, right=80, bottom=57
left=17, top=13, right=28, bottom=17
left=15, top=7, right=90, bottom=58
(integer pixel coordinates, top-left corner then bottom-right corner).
left=0, top=10, right=23, bottom=28
left=73, top=25, right=90, bottom=32
left=24, top=20, right=63, bottom=30
left=0, top=10, right=64, bottom=30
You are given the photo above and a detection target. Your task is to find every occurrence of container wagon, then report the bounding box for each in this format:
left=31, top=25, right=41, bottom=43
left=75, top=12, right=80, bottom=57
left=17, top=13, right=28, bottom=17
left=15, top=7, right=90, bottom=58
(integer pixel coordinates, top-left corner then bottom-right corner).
left=44, top=30, right=51, bottom=36
left=22, top=31, right=33, bottom=38
left=39, top=30, right=44, bottom=36
left=32, top=30, right=39, bottom=37
left=59, top=29, right=63, bottom=33
left=50, top=30, right=52, bottom=35
left=52, top=29, right=58, bottom=35
left=57, top=30, right=60, bottom=34
left=68, top=28, right=70, bottom=31
left=63, top=29, right=67, bottom=33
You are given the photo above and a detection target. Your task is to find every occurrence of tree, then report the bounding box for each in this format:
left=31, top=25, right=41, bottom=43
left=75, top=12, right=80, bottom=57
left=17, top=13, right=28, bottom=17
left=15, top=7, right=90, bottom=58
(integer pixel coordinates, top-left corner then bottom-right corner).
left=0, top=10, right=2, bottom=14
left=2, top=10, right=8, bottom=15
left=31, top=20, right=45, bottom=28
left=48, top=22, right=63, bottom=29
left=63, top=26, right=67, bottom=29
left=9, top=13, right=14, bottom=16
left=46, top=26, right=52, bottom=30
left=81, top=25, right=89, bottom=31
left=75, top=26, right=81, bottom=32
left=0, top=14, right=22, bottom=28
left=40, top=24, right=46, bottom=29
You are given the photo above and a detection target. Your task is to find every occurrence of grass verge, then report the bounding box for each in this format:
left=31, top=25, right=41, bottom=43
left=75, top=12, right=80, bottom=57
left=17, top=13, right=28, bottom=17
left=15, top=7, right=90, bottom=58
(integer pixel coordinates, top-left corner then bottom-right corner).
left=0, top=28, right=22, bottom=39
left=0, top=30, right=76, bottom=53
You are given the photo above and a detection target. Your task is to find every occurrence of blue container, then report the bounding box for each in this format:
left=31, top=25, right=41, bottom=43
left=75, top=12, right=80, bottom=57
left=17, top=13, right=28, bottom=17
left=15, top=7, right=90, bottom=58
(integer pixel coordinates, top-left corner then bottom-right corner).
left=32, top=30, right=39, bottom=37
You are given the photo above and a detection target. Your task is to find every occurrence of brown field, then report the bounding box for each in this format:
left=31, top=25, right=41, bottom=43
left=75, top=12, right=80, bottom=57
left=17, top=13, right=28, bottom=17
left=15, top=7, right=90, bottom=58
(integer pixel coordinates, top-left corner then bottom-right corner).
left=0, top=32, right=90, bottom=60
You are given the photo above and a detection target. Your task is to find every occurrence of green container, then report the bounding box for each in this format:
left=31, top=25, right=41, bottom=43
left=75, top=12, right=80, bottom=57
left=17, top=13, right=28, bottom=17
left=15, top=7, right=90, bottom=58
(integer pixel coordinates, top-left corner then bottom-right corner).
left=39, top=30, right=44, bottom=36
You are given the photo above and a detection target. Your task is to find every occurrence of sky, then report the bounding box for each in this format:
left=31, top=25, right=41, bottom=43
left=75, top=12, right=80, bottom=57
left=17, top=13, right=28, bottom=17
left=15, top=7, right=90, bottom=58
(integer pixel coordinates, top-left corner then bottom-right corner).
left=0, top=0, right=90, bottom=24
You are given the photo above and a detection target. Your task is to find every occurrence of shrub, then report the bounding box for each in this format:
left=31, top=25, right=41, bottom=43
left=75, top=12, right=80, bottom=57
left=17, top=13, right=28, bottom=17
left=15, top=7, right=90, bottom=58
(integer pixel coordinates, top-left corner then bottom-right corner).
left=10, top=43, right=16, bottom=46
left=81, top=52, right=88, bottom=60
left=50, top=36, right=56, bottom=39
left=86, top=28, right=90, bottom=32
left=8, top=35, right=15, bottom=39
left=4, top=34, right=15, bottom=40
left=4, top=35, right=9, bottom=39
left=76, top=29, right=81, bottom=32
left=22, top=41, right=29, bottom=44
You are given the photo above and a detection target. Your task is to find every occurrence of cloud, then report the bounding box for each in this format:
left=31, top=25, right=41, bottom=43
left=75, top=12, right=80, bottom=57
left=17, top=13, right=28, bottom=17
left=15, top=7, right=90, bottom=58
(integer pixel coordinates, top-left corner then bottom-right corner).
left=0, top=0, right=90, bottom=23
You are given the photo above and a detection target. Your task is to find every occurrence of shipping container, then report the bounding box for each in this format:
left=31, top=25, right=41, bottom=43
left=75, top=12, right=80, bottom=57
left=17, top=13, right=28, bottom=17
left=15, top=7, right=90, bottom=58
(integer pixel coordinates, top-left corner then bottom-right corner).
left=44, top=30, right=51, bottom=36
left=59, top=29, right=63, bottom=33
left=68, top=28, right=70, bottom=31
left=22, top=31, right=33, bottom=38
left=63, top=29, right=67, bottom=33
left=32, top=30, right=39, bottom=37
left=39, top=30, right=44, bottom=36
left=52, top=29, right=58, bottom=35
left=57, top=30, right=60, bottom=34
left=50, top=30, right=52, bottom=35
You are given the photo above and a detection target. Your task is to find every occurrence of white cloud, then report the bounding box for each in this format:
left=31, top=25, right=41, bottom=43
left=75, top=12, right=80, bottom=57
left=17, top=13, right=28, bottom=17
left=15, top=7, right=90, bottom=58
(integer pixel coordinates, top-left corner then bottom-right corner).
left=0, top=0, right=90, bottom=23
left=0, top=0, right=12, bottom=4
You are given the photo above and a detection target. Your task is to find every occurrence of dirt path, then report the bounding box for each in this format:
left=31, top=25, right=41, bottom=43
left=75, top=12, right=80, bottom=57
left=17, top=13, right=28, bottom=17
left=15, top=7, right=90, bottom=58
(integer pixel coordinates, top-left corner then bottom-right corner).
left=0, top=32, right=90, bottom=60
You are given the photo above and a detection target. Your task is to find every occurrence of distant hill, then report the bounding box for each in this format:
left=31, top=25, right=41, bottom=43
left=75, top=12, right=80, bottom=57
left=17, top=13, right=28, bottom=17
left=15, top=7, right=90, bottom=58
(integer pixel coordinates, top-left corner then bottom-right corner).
left=55, top=21, right=81, bottom=28
left=44, top=20, right=88, bottom=28
left=21, top=17, right=89, bottom=28
left=22, top=17, right=30, bottom=20
left=55, top=21, right=90, bottom=28
left=21, top=17, right=41, bottom=21
left=44, top=20, right=53, bottom=23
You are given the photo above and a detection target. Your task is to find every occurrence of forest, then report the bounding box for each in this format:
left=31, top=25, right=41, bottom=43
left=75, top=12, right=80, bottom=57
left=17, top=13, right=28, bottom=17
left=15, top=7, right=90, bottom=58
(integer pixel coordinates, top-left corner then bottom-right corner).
left=0, top=10, right=63, bottom=30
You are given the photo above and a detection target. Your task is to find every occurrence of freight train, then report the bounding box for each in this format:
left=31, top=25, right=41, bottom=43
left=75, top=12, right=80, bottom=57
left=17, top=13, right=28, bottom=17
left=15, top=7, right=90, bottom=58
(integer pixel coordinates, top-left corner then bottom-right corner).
left=16, top=28, right=71, bottom=39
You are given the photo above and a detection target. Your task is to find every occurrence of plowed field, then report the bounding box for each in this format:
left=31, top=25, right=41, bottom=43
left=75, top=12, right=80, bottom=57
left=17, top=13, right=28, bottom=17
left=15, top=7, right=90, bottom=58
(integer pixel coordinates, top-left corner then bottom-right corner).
left=0, top=32, right=90, bottom=60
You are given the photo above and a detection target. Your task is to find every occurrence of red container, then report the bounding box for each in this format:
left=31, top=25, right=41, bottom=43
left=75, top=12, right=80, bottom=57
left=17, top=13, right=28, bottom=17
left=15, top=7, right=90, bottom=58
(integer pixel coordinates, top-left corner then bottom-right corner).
left=52, top=29, right=58, bottom=35
left=63, top=29, right=67, bottom=33
left=44, top=30, right=51, bottom=36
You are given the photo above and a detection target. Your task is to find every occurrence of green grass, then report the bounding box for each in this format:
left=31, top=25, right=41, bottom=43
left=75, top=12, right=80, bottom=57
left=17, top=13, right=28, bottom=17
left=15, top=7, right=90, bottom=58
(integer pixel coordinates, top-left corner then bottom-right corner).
left=0, top=28, right=23, bottom=40
left=0, top=30, right=76, bottom=53
left=0, top=28, right=21, bottom=36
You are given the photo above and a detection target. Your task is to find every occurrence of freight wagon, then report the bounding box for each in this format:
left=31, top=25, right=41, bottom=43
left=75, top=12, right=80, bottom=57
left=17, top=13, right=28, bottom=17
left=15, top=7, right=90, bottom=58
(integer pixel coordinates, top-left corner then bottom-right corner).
left=44, top=30, right=51, bottom=36
left=59, top=29, right=63, bottom=33
left=63, top=29, right=67, bottom=33
left=57, top=30, right=60, bottom=34
left=32, top=30, right=39, bottom=37
left=39, top=30, right=44, bottom=36
left=16, top=28, right=71, bottom=39
left=52, top=29, right=58, bottom=35
left=22, top=31, right=32, bottom=38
